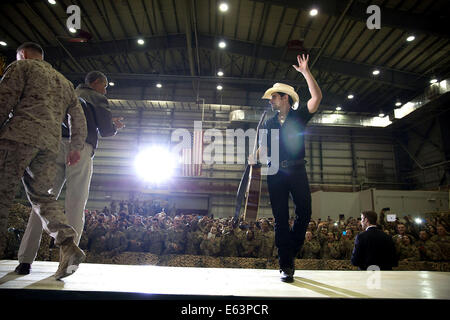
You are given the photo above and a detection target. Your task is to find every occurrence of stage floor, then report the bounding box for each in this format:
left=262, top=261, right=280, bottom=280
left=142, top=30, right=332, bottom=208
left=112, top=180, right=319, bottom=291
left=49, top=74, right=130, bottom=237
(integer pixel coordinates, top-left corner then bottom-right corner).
left=0, top=260, right=449, bottom=300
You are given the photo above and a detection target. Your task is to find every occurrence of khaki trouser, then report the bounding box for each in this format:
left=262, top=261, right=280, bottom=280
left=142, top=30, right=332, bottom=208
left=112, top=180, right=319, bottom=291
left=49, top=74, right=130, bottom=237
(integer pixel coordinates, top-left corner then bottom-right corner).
left=18, top=139, right=93, bottom=264
left=0, top=139, right=77, bottom=258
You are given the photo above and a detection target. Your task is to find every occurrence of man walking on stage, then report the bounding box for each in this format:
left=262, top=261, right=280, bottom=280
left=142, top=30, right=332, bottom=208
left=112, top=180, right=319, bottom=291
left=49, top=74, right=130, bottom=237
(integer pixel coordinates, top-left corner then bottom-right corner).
left=259, top=54, right=322, bottom=282
left=15, top=71, right=124, bottom=275
left=0, top=42, right=87, bottom=280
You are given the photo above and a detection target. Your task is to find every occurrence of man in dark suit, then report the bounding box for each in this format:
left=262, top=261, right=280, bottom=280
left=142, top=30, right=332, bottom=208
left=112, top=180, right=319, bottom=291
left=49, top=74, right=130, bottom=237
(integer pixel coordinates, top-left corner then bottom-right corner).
left=351, top=210, right=398, bottom=270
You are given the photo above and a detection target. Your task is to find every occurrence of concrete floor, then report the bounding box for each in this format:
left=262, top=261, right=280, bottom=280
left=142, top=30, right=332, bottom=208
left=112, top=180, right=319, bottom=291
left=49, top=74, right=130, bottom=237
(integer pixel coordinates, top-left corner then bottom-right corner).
left=0, top=260, right=449, bottom=299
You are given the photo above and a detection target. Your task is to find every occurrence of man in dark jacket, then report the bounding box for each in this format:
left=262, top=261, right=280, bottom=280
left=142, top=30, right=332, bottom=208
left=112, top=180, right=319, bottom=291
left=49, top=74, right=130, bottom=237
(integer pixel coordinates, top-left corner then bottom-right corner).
left=351, top=210, right=398, bottom=270
left=15, top=71, right=124, bottom=275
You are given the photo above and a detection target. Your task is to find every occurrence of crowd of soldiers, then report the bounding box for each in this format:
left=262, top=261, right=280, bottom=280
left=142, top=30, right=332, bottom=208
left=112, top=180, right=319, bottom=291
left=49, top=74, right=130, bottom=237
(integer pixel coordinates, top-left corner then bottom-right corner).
left=78, top=200, right=450, bottom=262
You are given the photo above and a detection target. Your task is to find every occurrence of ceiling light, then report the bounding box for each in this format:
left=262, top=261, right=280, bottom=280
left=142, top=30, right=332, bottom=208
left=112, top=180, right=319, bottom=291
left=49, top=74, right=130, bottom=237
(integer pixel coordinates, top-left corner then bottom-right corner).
left=0, top=41, right=7, bottom=46
left=336, top=106, right=342, bottom=111
left=430, top=78, right=438, bottom=84
left=69, top=27, right=77, bottom=33
left=219, top=2, right=229, bottom=12
left=48, top=0, right=56, bottom=5
left=108, top=82, right=115, bottom=86
left=218, top=41, right=226, bottom=49
left=406, top=35, right=415, bottom=42
left=395, top=101, right=402, bottom=107
left=156, top=83, right=162, bottom=88
left=217, top=70, right=224, bottom=76
left=217, top=85, right=223, bottom=90
left=378, top=113, right=385, bottom=118
left=137, top=38, right=145, bottom=45
left=372, top=69, right=380, bottom=75
left=347, top=94, right=354, bottom=99
left=309, top=8, right=318, bottom=16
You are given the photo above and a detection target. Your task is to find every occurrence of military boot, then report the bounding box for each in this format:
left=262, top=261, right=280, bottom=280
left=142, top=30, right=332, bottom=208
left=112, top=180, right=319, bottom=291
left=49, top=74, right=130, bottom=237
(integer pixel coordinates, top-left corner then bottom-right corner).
left=54, top=240, right=85, bottom=280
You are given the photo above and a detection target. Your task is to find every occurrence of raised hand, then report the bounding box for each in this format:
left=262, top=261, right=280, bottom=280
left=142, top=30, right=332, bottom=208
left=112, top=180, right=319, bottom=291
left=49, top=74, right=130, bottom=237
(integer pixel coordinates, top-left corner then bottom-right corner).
left=292, top=54, right=310, bottom=74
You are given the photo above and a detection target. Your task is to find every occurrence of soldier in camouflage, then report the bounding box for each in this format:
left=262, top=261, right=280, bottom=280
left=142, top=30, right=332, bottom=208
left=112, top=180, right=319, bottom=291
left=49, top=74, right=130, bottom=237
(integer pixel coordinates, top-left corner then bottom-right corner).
left=240, top=229, right=261, bottom=258
left=185, top=219, right=204, bottom=255
left=321, top=232, right=341, bottom=259
left=143, top=220, right=166, bottom=255
left=16, top=70, right=124, bottom=274
left=299, top=231, right=320, bottom=259
left=430, top=224, right=450, bottom=261
left=164, top=216, right=187, bottom=254
left=105, top=221, right=128, bottom=256
left=397, top=235, right=420, bottom=261
left=258, top=219, right=276, bottom=258
left=340, top=228, right=355, bottom=260
left=416, top=230, right=442, bottom=261
left=199, top=226, right=221, bottom=256
left=220, top=226, right=240, bottom=257
left=0, top=43, right=87, bottom=280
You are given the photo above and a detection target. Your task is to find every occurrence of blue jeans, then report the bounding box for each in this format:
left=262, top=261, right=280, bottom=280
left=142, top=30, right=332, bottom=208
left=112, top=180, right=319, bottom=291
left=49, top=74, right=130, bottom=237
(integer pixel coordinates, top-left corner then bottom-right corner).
left=267, top=164, right=312, bottom=269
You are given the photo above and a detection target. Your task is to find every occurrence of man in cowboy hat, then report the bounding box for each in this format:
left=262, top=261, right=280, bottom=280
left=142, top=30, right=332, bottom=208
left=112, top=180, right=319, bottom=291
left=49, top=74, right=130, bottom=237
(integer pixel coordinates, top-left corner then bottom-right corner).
left=258, top=54, right=322, bottom=282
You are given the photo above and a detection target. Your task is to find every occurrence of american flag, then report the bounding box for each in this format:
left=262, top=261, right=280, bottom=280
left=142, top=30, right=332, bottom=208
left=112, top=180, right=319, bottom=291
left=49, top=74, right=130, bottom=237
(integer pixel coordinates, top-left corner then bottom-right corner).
left=181, top=129, right=203, bottom=176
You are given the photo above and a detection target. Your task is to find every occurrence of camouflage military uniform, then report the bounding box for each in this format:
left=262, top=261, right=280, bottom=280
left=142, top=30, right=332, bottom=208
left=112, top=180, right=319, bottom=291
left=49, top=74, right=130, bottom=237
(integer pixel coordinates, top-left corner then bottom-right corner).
left=340, top=237, right=355, bottom=260
left=397, top=243, right=420, bottom=261
left=87, top=221, right=107, bottom=253
left=430, top=234, right=450, bottom=261
left=126, top=224, right=146, bottom=252
left=415, top=239, right=442, bottom=261
left=0, top=59, right=87, bottom=257
left=105, top=227, right=128, bottom=255
left=143, top=228, right=166, bottom=255
left=186, top=229, right=203, bottom=255
left=300, top=239, right=321, bottom=259
left=199, top=235, right=221, bottom=256
left=240, top=233, right=261, bottom=258
left=321, top=240, right=341, bottom=259
left=164, top=226, right=187, bottom=254
left=258, top=230, right=275, bottom=258
left=220, top=230, right=240, bottom=257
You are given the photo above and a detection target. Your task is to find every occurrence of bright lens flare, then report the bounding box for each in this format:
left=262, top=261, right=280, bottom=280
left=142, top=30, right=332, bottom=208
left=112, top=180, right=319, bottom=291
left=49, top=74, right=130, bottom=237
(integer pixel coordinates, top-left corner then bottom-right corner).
left=134, top=147, right=176, bottom=183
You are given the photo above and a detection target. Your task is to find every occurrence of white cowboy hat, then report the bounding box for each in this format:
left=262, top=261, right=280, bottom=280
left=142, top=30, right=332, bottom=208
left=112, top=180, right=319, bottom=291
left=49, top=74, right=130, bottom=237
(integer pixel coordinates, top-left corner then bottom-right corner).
left=262, top=83, right=300, bottom=109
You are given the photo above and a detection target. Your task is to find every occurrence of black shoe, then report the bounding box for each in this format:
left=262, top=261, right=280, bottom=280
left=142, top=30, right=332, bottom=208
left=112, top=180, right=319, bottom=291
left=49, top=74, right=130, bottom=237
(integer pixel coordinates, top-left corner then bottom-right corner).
left=15, top=263, right=31, bottom=275
left=280, top=268, right=294, bottom=283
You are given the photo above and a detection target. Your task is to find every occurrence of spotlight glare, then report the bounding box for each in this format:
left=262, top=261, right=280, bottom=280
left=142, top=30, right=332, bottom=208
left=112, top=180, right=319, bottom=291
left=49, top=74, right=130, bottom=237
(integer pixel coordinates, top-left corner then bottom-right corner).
left=309, top=8, right=318, bottom=16
left=219, top=2, right=229, bottom=12
left=217, top=70, right=224, bottom=77
left=430, top=78, right=438, bottom=84
left=0, top=41, right=7, bottom=46
left=347, top=94, right=354, bottom=99
left=217, top=85, right=223, bottom=90
left=134, top=146, right=176, bottom=183
left=108, top=82, right=115, bottom=86
left=218, top=41, right=226, bottom=49
left=137, top=38, right=145, bottom=45
left=378, top=113, right=385, bottom=118
left=336, top=106, right=342, bottom=111
left=372, top=69, right=380, bottom=75
left=415, top=218, right=422, bottom=224
left=48, top=0, right=56, bottom=5
left=156, top=83, right=162, bottom=88
left=406, top=35, right=415, bottom=42
left=395, top=101, right=402, bottom=107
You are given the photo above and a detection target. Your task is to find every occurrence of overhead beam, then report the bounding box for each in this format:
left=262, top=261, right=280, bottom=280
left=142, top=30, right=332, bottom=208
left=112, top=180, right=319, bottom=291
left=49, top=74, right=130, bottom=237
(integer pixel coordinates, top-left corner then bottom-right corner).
left=1, top=34, right=427, bottom=91
left=250, top=0, right=450, bottom=39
